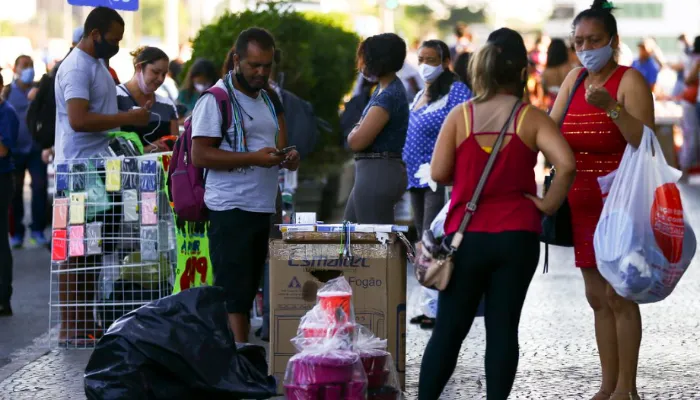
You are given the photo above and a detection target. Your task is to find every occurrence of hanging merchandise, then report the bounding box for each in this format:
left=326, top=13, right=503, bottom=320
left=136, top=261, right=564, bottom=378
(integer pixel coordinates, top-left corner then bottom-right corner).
left=594, top=126, right=697, bottom=303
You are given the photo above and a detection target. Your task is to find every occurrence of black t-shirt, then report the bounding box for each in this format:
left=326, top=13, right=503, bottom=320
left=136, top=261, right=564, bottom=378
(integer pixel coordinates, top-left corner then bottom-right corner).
left=116, top=84, right=178, bottom=145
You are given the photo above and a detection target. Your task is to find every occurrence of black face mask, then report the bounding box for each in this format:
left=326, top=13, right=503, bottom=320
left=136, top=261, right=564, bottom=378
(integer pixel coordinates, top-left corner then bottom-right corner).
left=94, top=33, right=119, bottom=60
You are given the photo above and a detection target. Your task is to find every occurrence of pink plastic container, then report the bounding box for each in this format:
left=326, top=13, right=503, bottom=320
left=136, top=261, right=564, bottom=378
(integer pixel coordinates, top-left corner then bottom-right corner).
left=284, top=384, right=319, bottom=400
left=360, top=351, right=389, bottom=375
left=283, top=381, right=367, bottom=400
left=367, top=370, right=390, bottom=389
left=291, top=352, right=360, bottom=385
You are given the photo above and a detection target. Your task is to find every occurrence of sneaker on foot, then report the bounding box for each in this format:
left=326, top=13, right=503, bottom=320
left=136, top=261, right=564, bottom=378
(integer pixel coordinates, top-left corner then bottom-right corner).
left=10, top=235, right=23, bottom=249
left=30, top=231, right=49, bottom=247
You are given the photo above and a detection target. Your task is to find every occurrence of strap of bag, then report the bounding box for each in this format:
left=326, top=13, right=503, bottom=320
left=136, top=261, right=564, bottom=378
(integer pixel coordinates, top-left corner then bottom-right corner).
left=450, top=99, right=521, bottom=250
left=559, top=69, right=588, bottom=128
left=542, top=69, right=588, bottom=273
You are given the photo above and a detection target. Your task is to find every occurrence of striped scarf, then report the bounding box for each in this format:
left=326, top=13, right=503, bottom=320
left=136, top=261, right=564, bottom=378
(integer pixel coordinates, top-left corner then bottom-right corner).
left=223, top=72, right=279, bottom=153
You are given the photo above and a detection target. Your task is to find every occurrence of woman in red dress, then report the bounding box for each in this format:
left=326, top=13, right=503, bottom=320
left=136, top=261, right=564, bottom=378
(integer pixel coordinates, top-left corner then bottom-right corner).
left=549, top=1, right=655, bottom=400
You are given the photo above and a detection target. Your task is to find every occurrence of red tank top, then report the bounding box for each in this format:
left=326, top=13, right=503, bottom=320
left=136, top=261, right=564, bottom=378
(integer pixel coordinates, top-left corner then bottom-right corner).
left=444, top=99, right=541, bottom=235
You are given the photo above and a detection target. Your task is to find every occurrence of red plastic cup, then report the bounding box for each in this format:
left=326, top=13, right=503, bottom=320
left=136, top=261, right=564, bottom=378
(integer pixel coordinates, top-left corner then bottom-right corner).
left=318, top=291, right=353, bottom=321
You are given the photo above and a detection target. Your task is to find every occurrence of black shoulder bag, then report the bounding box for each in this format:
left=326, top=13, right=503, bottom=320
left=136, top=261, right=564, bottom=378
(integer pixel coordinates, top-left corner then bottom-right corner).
left=540, top=70, right=588, bottom=272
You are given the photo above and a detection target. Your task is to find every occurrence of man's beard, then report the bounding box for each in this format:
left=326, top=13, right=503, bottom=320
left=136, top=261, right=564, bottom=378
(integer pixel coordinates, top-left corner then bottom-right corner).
left=236, top=70, right=267, bottom=92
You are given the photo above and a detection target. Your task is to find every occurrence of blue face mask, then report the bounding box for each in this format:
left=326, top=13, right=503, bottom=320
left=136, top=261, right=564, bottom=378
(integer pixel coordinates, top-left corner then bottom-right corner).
left=576, top=38, right=614, bottom=73
left=19, top=68, right=35, bottom=84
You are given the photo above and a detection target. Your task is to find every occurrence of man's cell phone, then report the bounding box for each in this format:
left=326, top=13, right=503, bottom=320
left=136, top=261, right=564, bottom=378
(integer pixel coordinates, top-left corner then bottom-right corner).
left=273, top=145, right=296, bottom=156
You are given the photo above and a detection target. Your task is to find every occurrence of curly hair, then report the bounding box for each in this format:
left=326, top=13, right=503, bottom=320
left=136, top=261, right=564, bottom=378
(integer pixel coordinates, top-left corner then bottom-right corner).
left=357, top=33, right=406, bottom=78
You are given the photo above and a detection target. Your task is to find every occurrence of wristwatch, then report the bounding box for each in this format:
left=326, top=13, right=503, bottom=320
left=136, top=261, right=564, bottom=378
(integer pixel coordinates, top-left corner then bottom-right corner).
left=607, top=103, right=623, bottom=120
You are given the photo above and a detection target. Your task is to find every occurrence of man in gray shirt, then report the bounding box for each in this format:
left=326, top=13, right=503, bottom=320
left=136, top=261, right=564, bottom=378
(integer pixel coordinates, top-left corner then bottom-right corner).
left=54, top=7, right=149, bottom=346
left=191, top=28, right=299, bottom=343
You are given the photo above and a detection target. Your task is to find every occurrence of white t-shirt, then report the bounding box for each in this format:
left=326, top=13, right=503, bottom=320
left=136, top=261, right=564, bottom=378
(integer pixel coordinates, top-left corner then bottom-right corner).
left=190, top=80, right=279, bottom=213
left=54, top=48, right=117, bottom=161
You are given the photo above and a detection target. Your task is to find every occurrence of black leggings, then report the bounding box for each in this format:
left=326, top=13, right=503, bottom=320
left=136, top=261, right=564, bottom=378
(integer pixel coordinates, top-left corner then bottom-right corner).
left=418, top=231, right=540, bottom=400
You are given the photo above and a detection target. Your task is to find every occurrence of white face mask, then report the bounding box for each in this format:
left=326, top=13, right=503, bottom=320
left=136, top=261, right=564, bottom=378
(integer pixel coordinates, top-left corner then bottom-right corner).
left=420, top=64, right=444, bottom=83
left=194, top=83, right=209, bottom=93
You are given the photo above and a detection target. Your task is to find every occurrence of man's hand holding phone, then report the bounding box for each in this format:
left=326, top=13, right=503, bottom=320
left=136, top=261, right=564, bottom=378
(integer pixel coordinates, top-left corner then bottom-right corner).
left=277, top=145, right=300, bottom=171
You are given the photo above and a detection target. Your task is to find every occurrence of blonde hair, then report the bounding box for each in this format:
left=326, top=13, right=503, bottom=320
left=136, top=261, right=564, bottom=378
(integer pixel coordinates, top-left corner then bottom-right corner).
left=468, top=44, right=501, bottom=103
left=468, top=38, right=527, bottom=103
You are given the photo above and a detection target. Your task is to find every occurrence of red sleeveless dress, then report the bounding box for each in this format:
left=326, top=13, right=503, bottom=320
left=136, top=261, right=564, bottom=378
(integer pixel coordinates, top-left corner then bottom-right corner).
left=561, top=66, right=630, bottom=268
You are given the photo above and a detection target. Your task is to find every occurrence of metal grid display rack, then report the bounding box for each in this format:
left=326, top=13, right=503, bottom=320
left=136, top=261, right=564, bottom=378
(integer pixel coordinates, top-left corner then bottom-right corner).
left=48, top=154, right=176, bottom=349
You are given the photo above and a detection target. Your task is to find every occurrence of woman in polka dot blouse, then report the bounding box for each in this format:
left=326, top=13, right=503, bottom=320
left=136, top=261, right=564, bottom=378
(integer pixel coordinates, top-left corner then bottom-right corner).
left=403, top=40, right=472, bottom=329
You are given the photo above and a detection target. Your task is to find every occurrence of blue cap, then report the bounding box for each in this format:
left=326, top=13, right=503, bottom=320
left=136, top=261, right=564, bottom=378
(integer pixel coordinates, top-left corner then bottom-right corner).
left=72, top=27, right=84, bottom=45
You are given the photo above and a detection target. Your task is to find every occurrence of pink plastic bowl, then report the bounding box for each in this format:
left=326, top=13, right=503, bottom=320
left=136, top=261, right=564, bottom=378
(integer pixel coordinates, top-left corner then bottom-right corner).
left=291, top=352, right=360, bottom=385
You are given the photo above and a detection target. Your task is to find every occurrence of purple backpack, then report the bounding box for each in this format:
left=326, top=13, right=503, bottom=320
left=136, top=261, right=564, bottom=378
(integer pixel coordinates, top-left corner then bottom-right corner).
left=167, top=87, right=233, bottom=222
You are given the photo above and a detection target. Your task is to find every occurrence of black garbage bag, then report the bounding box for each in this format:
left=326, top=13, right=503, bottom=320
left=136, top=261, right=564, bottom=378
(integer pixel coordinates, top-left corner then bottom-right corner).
left=84, top=286, right=278, bottom=400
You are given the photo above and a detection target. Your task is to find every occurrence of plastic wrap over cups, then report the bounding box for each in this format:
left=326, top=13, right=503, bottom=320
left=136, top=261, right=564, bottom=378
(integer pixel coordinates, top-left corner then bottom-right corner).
left=285, top=279, right=366, bottom=400
left=594, top=127, right=697, bottom=303
left=284, top=342, right=368, bottom=399
left=354, top=324, right=402, bottom=400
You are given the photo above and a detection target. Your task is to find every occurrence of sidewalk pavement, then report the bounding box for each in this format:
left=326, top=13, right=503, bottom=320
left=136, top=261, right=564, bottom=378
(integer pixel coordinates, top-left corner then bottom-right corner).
left=2, top=184, right=700, bottom=399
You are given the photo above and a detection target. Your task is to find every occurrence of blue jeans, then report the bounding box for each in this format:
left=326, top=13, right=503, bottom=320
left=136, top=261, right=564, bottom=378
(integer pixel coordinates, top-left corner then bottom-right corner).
left=11, top=150, right=48, bottom=236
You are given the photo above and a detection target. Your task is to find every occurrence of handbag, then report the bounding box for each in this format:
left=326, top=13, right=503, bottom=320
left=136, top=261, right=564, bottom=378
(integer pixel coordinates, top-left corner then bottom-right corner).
left=414, top=99, right=521, bottom=291
left=539, top=69, right=588, bottom=271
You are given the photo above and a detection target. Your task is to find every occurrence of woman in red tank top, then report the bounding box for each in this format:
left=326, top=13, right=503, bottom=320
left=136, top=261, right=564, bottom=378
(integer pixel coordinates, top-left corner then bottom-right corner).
left=417, top=28, right=576, bottom=400
left=549, top=2, right=656, bottom=400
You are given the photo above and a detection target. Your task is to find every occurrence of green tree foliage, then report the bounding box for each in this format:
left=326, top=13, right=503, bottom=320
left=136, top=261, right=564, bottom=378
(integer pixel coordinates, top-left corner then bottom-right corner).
left=187, top=5, right=360, bottom=176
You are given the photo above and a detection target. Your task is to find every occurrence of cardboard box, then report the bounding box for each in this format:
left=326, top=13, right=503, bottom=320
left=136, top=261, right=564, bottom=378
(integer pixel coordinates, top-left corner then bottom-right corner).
left=269, top=232, right=407, bottom=392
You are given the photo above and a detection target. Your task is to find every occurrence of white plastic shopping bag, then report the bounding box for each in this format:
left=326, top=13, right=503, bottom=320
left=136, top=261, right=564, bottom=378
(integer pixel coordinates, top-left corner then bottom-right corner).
left=429, top=200, right=450, bottom=239
left=594, top=127, right=697, bottom=303
left=420, top=287, right=439, bottom=319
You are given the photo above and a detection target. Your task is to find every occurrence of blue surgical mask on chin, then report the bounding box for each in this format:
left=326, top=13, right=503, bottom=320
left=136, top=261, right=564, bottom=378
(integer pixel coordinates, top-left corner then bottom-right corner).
left=576, top=38, right=614, bottom=73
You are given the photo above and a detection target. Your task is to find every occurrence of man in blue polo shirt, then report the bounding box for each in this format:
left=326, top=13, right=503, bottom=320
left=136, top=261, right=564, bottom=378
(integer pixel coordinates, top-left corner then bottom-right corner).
left=632, top=39, right=662, bottom=92
left=0, top=72, right=20, bottom=316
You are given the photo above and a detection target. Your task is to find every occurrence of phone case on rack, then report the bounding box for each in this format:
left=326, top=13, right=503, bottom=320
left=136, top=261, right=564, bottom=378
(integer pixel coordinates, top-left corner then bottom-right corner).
left=123, top=189, right=139, bottom=222
left=70, top=162, right=87, bottom=191
left=141, top=226, right=159, bottom=261
left=69, top=193, right=86, bottom=225
left=51, top=230, right=67, bottom=261
left=158, top=220, right=170, bottom=251
left=56, top=163, right=69, bottom=192
left=105, top=159, right=121, bottom=192
left=122, top=157, right=138, bottom=190
left=140, top=159, right=157, bottom=192
left=53, top=198, right=69, bottom=229
left=141, top=192, right=158, bottom=225
left=69, top=225, right=85, bottom=257
left=86, top=222, right=103, bottom=255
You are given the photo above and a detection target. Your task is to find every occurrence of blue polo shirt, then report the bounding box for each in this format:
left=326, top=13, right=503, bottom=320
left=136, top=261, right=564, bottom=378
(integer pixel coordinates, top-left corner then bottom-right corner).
left=632, top=58, right=661, bottom=87
left=6, top=81, right=34, bottom=154
left=0, top=101, right=19, bottom=173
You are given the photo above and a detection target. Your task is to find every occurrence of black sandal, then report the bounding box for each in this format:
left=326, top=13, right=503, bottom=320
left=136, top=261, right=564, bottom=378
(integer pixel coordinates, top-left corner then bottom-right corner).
left=420, top=318, right=436, bottom=329
left=410, top=314, right=428, bottom=324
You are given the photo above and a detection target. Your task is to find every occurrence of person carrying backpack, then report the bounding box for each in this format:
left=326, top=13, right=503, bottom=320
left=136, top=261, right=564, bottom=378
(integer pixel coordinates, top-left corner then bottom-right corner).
left=185, top=28, right=299, bottom=344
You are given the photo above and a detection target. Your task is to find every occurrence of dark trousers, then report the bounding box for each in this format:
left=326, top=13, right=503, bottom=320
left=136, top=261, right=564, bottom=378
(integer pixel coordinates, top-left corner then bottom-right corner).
left=11, top=150, right=48, bottom=236
left=418, top=231, right=540, bottom=400
left=0, top=173, right=14, bottom=303
left=209, top=208, right=271, bottom=316
left=409, top=186, right=446, bottom=237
